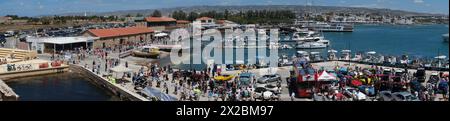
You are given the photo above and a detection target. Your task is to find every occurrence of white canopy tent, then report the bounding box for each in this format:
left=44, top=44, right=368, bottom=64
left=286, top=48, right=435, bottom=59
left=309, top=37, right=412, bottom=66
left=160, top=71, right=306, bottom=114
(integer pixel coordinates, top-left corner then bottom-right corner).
left=318, top=71, right=336, bottom=81
left=109, top=65, right=133, bottom=78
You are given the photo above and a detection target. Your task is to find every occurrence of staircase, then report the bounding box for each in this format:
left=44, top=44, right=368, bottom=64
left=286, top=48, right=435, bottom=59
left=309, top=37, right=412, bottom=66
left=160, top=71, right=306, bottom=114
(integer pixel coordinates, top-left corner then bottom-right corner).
left=0, top=48, right=37, bottom=63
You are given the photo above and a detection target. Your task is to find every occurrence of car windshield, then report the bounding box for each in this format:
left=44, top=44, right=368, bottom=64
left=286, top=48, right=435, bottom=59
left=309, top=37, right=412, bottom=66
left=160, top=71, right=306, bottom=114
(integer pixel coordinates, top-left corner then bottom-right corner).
left=384, top=93, right=392, bottom=98
left=255, top=87, right=266, bottom=92
left=395, top=94, right=405, bottom=100
left=266, top=85, right=276, bottom=88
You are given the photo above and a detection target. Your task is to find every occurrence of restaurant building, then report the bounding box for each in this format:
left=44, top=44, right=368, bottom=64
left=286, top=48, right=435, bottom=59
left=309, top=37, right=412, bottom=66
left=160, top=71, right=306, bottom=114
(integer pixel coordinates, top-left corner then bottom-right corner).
left=83, top=27, right=154, bottom=49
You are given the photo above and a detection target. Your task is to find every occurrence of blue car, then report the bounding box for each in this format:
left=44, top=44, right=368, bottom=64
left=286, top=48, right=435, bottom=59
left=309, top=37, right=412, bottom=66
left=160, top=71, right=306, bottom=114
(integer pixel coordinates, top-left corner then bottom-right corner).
left=358, top=85, right=376, bottom=96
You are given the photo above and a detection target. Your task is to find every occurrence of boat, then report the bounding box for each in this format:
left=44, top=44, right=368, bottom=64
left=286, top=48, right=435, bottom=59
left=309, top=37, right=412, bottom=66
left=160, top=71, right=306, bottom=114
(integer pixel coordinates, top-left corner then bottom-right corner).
left=340, top=50, right=351, bottom=61
left=281, top=44, right=293, bottom=49
left=310, top=52, right=322, bottom=62
left=296, top=51, right=310, bottom=61
left=278, top=55, right=293, bottom=66
left=302, top=22, right=354, bottom=32
left=444, top=33, right=449, bottom=42
left=132, top=46, right=161, bottom=58
left=327, top=49, right=338, bottom=61
left=296, top=42, right=327, bottom=49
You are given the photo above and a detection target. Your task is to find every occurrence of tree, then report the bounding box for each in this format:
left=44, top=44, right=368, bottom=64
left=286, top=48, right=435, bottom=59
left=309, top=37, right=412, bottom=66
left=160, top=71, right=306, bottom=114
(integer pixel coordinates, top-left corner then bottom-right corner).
left=224, top=9, right=230, bottom=20
left=187, top=12, right=199, bottom=21
left=151, top=10, right=162, bottom=17
left=136, top=13, right=143, bottom=17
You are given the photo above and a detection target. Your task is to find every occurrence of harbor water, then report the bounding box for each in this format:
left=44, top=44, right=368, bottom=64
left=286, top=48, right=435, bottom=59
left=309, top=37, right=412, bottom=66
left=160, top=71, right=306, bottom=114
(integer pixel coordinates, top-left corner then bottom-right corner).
left=6, top=72, right=119, bottom=101
left=177, top=24, right=449, bottom=70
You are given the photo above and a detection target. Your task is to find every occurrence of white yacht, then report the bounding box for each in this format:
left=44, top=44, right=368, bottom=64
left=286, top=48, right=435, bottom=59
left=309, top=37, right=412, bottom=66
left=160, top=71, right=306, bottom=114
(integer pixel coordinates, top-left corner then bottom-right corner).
left=296, top=42, right=327, bottom=49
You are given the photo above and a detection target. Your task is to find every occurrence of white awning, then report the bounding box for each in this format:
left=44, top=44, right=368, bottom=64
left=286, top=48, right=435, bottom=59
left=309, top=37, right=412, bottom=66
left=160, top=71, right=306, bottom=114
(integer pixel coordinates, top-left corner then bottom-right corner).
left=27, top=37, right=98, bottom=45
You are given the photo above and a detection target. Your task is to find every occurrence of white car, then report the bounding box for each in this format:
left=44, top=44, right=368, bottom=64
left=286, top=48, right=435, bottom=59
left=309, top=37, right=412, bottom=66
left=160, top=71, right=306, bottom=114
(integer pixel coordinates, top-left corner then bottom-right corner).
left=378, top=91, right=394, bottom=101
left=254, top=87, right=267, bottom=100
left=265, top=84, right=281, bottom=94
left=262, top=91, right=273, bottom=101
left=356, top=92, right=367, bottom=101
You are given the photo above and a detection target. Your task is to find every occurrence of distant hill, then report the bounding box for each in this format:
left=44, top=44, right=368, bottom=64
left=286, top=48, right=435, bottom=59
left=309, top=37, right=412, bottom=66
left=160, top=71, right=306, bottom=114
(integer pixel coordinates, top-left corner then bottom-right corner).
left=55, top=5, right=446, bottom=17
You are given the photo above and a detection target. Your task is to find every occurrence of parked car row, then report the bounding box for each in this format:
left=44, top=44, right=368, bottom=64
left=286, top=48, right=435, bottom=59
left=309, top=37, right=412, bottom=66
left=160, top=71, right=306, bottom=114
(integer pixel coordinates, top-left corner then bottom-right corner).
left=254, top=74, right=283, bottom=101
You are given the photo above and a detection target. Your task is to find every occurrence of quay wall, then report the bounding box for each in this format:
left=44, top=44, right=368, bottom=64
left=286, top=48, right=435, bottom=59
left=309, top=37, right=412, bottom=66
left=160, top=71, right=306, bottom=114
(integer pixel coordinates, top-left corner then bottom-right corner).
left=69, top=65, right=148, bottom=101
left=0, top=66, right=69, bottom=80
left=0, top=79, right=19, bottom=101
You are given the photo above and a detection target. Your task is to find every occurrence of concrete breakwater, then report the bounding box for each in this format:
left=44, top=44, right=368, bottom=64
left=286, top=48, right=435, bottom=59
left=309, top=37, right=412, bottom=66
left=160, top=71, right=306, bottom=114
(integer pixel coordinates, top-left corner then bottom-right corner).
left=0, top=79, right=19, bottom=101
left=69, top=65, right=148, bottom=101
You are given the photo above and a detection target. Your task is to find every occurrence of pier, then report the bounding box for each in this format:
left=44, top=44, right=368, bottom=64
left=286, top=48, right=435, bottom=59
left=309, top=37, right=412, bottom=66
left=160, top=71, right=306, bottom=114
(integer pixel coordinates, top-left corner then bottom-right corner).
left=69, top=65, right=149, bottom=101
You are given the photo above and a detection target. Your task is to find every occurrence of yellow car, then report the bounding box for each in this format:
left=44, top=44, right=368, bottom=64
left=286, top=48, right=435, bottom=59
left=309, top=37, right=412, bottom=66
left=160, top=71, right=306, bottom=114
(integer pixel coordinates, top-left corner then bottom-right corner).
left=214, top=74, right=235, bottom=81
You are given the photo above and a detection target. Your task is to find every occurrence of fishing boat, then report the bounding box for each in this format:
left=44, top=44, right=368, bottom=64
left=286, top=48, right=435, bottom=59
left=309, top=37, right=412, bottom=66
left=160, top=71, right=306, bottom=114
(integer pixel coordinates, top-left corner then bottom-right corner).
left=296, top=42, right=327, bottom=49
left=132, top=46, right=161, bottom=58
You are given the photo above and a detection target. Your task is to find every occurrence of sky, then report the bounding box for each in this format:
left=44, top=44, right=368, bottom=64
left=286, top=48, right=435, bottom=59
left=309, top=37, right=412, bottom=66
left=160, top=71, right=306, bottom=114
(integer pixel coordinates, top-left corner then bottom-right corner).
left=0, top=0, right=448, bottom=16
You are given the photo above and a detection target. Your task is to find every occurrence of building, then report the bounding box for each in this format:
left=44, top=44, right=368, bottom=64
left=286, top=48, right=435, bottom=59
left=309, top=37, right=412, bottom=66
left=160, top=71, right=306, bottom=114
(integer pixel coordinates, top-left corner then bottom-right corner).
left=83, top=27, right=154, bottom=49
left=26, top=36, right=98, bottom=53
left=144, top=17, right=177, bottom=30
left=176, top=20, right=191, bottom=27
left=0, top=17, right=12, bottom=24
left=195, top=17, right=218, bottom=29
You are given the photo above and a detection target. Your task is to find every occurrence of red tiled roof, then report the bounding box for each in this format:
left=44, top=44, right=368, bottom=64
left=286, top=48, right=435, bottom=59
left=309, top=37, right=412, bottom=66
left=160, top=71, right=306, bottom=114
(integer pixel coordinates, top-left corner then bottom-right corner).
left=196, top=17, right=213, bottom=21
left=216, top=20, right=225, bottom=24
left=145, top=17, right=177, bottom=22
left=176, top=20, right=191, bottom=24
left=86, top=27, right=154, bottom=38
